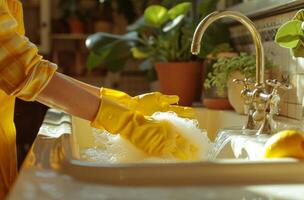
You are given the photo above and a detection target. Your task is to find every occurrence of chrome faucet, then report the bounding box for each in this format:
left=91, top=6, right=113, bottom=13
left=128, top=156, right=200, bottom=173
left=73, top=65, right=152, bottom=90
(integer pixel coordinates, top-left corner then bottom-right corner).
left=191, top=11, right=265, bottom=87
left=191, top=11, right=291, bottom=135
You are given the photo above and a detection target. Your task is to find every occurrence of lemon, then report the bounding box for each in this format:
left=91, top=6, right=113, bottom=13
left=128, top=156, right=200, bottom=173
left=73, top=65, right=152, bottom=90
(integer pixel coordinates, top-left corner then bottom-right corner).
left=263, top=129, right=304, bottom=159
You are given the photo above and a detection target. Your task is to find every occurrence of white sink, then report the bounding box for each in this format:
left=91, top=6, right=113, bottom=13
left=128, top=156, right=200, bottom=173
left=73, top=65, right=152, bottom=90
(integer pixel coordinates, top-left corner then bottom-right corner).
left=52, top=108, right=304, bottom=185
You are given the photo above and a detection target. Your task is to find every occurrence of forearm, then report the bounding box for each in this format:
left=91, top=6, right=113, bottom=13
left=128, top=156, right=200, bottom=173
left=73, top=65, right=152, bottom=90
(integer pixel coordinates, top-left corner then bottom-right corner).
left=36, top=72, right=100, bottom=121
left=60, top=73, right=100, bottom=97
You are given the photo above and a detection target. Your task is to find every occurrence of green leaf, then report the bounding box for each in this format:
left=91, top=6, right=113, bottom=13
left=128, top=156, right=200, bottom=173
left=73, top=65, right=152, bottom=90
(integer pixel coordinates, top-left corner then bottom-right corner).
left=275, top=20, right=303, bottom=48
left=103, top=41, right=131, bottom=72
left=127, top=17, right=145, bottom=31
left=162, top=15, right=185, bottom=32
left=293, top=9, right=304, bottom=21
left=86, top=32, right=138, bottom=53
left=144, top=5, right=169, bottom=27
left=85, top=32, right=137, bottom=71
left=167, top=2, right=191, bottom=19
left=86, top=51, right=107, bottom=70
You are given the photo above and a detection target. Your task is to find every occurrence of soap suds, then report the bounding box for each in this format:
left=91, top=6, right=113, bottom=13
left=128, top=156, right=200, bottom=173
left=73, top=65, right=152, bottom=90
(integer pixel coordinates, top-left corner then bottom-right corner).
left=81, top=112, right=211, bottom=163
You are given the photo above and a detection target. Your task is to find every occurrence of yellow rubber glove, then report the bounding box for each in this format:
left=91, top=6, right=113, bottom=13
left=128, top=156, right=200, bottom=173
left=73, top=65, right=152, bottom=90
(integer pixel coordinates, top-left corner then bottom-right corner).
left=263, top=129, right=304, bottom=159
left=100, top=88, right=194, bottom=118
left=91, top=96, right=198, bottom=160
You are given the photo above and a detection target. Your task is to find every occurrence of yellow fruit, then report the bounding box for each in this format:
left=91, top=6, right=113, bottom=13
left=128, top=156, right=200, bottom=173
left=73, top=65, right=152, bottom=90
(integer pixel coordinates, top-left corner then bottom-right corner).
left=263, top=129, right=304, bottom=159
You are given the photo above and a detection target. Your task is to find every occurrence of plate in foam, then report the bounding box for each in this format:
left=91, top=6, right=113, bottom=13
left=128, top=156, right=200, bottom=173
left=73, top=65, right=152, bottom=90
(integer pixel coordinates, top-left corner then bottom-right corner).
left=54, top=116, right=304, bottom=186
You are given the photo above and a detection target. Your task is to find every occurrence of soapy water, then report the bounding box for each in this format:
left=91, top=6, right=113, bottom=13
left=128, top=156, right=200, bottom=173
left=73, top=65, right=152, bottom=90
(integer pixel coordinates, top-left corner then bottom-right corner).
left=81, top=112, right=212, bottom=163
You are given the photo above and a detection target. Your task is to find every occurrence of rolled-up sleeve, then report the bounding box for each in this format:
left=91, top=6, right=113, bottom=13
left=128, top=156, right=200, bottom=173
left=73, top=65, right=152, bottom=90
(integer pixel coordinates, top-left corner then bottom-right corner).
left=0, top=1, right=57, bottom=101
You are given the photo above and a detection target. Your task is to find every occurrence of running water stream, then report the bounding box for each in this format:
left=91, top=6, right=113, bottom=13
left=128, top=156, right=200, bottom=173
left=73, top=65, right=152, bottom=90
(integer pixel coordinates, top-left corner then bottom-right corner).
left=208, top=128, right=269, bottom=160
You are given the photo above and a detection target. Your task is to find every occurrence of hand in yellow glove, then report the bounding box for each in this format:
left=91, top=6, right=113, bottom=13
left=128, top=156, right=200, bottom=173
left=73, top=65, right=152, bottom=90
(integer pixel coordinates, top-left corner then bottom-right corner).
left=100, top=88, right=194, bottom=118
left=91, top=96, right=198, bottom=160
left=263, top=129, right=304, bottom=159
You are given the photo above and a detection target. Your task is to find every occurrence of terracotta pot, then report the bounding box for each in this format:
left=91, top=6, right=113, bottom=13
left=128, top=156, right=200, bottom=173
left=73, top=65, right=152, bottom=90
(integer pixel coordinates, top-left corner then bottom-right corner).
left=155, top=62, right=202, bottom=106
left=203, top=98, right=233, bottom=110
left=68, top=18, right=84, bottom=34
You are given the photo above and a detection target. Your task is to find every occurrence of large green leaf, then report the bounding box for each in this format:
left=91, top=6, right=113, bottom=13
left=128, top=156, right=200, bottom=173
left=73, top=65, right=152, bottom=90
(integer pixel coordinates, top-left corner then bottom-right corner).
left=86, top=32, right=138, bottom=53
left=86, top=51, right=108, bottom=70
left=127, top=17, right=145, bottom=31
left=87, top=48, right=129, bottom=72
left=103, top=41, right=132, bottom=72
left=85, top=32, right=138, bottom=71
left=144, top=5, right=169, bottom=27
left=275, top=20, right=303, bottom=48
left=167, top=2, right=191, bottom=19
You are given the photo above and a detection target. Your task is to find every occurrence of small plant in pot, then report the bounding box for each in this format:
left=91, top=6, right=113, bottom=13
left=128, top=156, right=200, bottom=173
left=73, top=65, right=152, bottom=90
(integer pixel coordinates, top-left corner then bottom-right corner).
left=139, top=2, right=202, bottom=106
left=202, top=43, right=237, bottom=110
left=204, top=52, right=275, bottom=113
left=145, top=0, right=230, bottom=105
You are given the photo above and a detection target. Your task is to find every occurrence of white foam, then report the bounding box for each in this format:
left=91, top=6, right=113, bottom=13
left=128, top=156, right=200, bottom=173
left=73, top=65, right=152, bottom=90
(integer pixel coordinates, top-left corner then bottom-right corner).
left=81, top=112, right=211, bottom=163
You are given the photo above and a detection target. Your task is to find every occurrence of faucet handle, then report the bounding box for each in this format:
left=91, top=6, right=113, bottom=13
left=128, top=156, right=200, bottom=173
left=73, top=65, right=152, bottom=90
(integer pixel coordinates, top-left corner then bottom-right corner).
left=281, top=74, right=293, bottom=90
left=265, top=78, right=292, bottom=92
left=233, top=78, right=255, bottom=89
left=233, top=78, right=255, bottom=100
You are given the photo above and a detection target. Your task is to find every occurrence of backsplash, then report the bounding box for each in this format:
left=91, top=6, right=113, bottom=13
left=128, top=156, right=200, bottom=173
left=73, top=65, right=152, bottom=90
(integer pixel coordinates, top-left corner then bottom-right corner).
left=229, top=10, right=304, bottom=120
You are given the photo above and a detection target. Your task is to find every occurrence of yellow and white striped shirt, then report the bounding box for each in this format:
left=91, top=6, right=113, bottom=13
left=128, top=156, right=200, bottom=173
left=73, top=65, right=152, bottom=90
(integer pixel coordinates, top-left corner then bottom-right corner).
left=0, top=0, right=57, bottom=197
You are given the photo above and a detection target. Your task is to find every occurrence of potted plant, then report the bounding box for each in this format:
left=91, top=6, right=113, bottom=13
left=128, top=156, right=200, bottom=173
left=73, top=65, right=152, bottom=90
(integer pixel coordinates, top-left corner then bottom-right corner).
left=139, top=2, right=201, bottom=106
left=204, top=52, right=275, bottom=113
left=85, top=1, right=229, bottom=106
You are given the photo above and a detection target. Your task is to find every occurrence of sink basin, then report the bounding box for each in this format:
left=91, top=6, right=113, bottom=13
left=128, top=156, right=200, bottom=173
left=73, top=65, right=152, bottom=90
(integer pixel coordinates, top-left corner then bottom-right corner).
left=37, top=108, right=304, bottom=186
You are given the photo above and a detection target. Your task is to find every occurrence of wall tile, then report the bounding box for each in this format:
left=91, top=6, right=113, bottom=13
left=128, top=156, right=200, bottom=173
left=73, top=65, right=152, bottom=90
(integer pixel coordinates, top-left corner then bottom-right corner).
left=287, top=103, right=302, bottom=120
left=296, top=57, right=304, bottom=74
left=279, top=101, right=288, bottom=117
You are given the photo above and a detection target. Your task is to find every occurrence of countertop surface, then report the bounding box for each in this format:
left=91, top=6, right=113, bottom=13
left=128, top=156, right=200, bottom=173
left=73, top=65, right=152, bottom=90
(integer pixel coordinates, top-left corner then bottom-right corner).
left=7, top=109, right=304, bottom=200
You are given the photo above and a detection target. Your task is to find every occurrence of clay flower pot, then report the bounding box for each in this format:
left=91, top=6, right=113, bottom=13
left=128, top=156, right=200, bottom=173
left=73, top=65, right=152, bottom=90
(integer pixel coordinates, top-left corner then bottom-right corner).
left=155, top=62, right=202, bottom=106
left=68, top=18, right=84, bottom=34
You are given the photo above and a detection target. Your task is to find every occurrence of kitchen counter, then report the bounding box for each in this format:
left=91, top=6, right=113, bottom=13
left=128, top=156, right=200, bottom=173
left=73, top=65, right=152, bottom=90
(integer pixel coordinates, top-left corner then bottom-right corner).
left=7, top=109, right=304, bottom=200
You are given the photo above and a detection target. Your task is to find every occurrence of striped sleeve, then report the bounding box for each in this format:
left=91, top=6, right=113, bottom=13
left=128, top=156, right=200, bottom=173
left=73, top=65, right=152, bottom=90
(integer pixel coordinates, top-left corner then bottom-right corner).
left=0, top=1, right=57, bottom=101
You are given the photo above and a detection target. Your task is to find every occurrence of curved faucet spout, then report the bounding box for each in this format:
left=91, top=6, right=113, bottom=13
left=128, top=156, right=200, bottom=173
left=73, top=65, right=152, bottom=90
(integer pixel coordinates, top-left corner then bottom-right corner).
left=191, top=11, right=265, bottom=87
